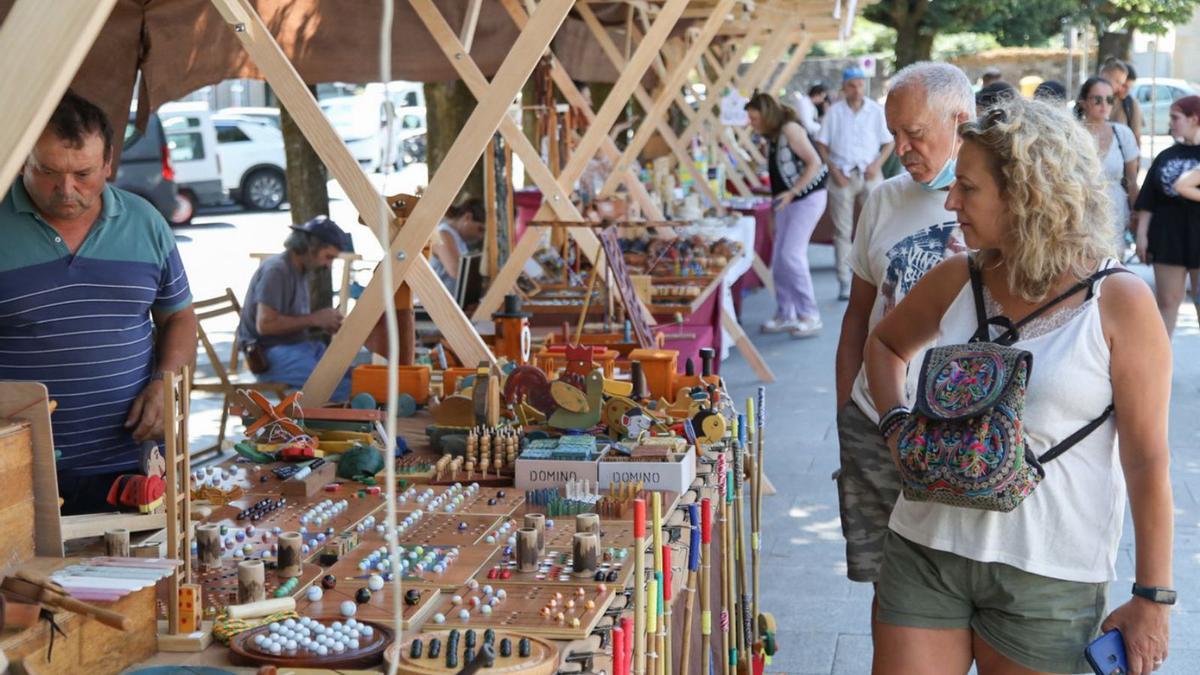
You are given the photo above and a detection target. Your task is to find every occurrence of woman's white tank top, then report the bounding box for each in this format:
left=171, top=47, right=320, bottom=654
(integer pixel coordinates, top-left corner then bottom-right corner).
left=888, top=261, right=1125, bottom=583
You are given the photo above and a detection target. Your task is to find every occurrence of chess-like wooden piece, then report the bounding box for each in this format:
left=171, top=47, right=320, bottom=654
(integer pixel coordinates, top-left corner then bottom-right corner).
left=435, top=454, right=452, bottom=481
left=516, top=528, right=540, bottom=573
left=105, top=528, right=130, bottom=557
left=277, top=532, right=303, bottom=578
left=480, top=454, right=490, bottom=477
left=450, top=455, right=463, bottom=479
left=237, top=559, right=266, bottom=604
left=196, top=523, right=222, bottom=569
left=523, top=513, right=546, bottom=554
left=576, top=513, right=601, bottom=536
left=465, top=459, right=475, bottom=480
left=572, top=532, right=599, bottom=578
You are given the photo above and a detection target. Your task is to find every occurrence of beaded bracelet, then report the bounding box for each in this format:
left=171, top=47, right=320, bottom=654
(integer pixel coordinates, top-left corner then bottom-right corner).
left=877, top=406, right=911, bottom=440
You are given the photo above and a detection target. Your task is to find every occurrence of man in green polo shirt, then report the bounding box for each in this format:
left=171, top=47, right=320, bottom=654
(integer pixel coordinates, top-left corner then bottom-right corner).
left=0, top=91, right=197, bottom=514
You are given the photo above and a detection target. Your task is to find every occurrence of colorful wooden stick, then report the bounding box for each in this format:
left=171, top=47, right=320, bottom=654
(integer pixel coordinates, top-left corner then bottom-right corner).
left=634, top=498, right=647, bottom=675
left=753, top=387, right=766, bottom=649
left=622, top=615, right=634, bottom=674
left=661, top=545, right=672, bottom=675
left=700, top=497, right=713, bottom=675
left=613, top=624, right=626, bottom=675
left=646, top=577, right=658, bottom=675
left=680, top=503, right=701, bottom=675
left=651, top=491, right=664, bottom=675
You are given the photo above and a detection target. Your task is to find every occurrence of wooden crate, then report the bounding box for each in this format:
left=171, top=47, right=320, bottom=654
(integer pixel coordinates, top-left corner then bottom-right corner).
left=0, top=568, right=157, bottom=675
left=0, top=420, right=35, bottom=565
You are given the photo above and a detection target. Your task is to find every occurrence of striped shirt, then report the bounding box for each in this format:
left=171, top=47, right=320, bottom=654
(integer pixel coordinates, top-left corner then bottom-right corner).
left=0, top=180, right=192, bottom=474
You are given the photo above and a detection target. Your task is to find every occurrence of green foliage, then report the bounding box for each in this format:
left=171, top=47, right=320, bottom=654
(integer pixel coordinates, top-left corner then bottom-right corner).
left=863, top=0, right=1074, bottom=43
left=810, top=17, right=895, bottom=57
left=1094, top=0, right=1200, bottom=35
left=932, top=33, right=1001, bottom=60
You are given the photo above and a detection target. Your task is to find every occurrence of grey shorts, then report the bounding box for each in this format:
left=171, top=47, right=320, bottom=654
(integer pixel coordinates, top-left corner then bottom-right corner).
left=878, top=531, right=1107, bottom=674
left=834, top=401, right=900, bottom=583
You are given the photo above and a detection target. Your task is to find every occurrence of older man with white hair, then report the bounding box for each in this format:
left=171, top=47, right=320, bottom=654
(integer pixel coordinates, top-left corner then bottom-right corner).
left=832, top=61, right=973, bottom=627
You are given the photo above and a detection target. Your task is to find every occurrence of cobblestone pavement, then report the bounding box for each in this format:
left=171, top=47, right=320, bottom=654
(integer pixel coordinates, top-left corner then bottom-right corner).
left=717, top=246, right=1200, bottom=675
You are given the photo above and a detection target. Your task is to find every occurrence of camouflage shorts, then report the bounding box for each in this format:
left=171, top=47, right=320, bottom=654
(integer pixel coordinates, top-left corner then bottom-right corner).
left=834, top=401, right=901, bottom=583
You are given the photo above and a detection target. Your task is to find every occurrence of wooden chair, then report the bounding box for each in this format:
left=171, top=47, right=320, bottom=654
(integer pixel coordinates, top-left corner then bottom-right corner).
left=191, top=288, right=290, bottom=456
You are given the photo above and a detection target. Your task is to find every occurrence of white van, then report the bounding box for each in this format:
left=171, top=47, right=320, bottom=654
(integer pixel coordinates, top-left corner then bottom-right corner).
left=159, top=102, right=288, bottom=222
left=159, top=102, right=223, bottom=221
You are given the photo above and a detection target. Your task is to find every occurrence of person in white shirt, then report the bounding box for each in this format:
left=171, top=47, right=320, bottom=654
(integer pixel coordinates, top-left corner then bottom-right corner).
left=833, top=61, right=972, bottom=634
left=793, top=83, right=827, bottom=137
left=864, top=95, right=1172, bottom=675
left=815, top=67, right=895, bottom=300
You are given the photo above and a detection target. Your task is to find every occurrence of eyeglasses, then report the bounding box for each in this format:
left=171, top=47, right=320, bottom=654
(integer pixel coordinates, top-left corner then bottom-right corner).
left=1090, top=95, right=1116, bottom=106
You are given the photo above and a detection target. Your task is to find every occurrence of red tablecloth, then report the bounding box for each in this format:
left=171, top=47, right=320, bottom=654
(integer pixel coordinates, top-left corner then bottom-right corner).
left=656, top=290, right=722, bottom=374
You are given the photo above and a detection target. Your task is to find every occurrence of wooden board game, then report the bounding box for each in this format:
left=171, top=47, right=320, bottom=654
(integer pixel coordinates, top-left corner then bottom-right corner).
left=475, top=546, right=633, bottom=588
left=393, top=512, right=502, bottom=546
left=189, top=558, right=324, bottom=617
left=317, top=533, right=497, bottom=590
left=484, top=515, right=638, bottom=550
left=396, top=483, right=525, bottom=518
left=386, top=629, right=559, bottom=675
left=197, top=493, right=386, bottom=561
left=423, top=582, right=617, bottom=640
left=228, top=616, right=393, bottom=669
left=298, top=584, right=441, bottom=630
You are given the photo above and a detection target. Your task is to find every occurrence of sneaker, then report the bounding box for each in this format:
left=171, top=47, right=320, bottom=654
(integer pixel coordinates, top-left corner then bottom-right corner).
left=838, top=282, right=851, bottom=301
left=761, top=318, right=802, bottom=334
left=790, top=317, right=824, bottom=338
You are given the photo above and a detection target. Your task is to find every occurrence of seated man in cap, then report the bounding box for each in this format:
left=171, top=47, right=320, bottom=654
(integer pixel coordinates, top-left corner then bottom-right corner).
left=237, top=215, right=361, bottom=400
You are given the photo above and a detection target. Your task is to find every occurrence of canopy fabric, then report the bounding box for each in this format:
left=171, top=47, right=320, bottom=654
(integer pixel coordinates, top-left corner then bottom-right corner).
left=0, top=0, right=659, bottom=148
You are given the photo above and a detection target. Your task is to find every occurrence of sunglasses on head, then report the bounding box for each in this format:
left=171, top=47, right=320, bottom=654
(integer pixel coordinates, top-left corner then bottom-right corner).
left=1090, top=95, right=1116, bottom=105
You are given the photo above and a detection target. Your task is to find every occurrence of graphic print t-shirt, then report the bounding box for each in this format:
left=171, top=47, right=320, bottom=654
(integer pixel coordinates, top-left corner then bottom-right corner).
left=1135, top=142, right=1200, bottom=235
left=848, top=173, right=966, bottom=422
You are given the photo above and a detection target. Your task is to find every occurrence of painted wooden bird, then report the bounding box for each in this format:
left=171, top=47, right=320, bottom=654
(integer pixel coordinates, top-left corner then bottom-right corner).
left=548, top=370, right=605, bottom=431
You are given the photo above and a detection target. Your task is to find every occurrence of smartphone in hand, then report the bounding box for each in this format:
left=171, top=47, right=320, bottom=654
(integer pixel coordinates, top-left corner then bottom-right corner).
left=1084, top=629, right=1128, bottom=675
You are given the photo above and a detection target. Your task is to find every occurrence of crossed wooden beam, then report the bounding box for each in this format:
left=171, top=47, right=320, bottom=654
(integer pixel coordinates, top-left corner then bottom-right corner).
left=210, top=0, right=580, bottom=404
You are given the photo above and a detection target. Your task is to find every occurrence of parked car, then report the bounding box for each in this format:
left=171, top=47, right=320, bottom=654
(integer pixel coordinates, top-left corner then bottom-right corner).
left=216, top=106, right=280, bottom=129
left=159, top=102, right=288, bottom=219
left=319, top=94, right=426, bottom=172
left=114, top=110, right=180, bottom=223
left=215, top=118, right=288, bottom=211
left=1129, top=78, right=1200, bottom=135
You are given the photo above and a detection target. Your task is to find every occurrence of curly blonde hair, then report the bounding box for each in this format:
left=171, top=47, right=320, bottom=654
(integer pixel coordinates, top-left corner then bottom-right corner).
left=960, top=96, right=1115, bottom=302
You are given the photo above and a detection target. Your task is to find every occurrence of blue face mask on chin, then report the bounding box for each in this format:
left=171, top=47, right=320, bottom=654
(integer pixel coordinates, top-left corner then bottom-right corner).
left=917, top=137, right=959, bottom=192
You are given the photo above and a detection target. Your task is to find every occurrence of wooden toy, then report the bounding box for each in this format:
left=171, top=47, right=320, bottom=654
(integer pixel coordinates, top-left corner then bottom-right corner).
left=318, top=533, right=496, bottom=590
left=548, top=370, right=604, bottom=430
left=386, top=629, right=559, bottom=675
left=193, top=559, right=322, bottom=617
left=389, top=512, right=502, bottom=546
left=0, top=571, right=131, bottom=631
left=228, top=616, right=393, bottom=669
left=476, top=546, right=631, bottom=587
left=425, top=582, right=616, bottom=639
left=178, top=583, right=202, bottom=632
left=299, top=583, right=440, bottom=629
left=627, top=350, right=678, bottom=401
left=491, top=295, right=533, bottom=365
left=352, top=364, right=432, bottom=406
left=195, top=493, right=385, bottom=562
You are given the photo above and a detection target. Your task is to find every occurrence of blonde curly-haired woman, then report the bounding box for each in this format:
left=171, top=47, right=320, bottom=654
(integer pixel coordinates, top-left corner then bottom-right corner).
left=864, top=97, right=1173, bottom=674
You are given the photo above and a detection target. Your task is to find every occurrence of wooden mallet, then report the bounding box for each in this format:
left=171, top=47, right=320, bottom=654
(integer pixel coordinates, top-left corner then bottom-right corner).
left=1, top=571, right=131, bottom=631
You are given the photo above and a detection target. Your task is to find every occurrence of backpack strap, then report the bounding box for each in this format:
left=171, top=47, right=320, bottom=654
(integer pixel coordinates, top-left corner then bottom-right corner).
left=1037, top=404, right=1116, bottom=463
left=1111, top=123, right=1130, bottom=189
left=967, top=255, right=990, bottom=342
left=1034, top=260, right=1129, bottom=464
left=992, top=266, right=1132, bottom=345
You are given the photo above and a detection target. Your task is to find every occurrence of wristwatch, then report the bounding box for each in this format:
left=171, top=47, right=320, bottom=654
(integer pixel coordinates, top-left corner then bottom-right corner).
left=1131, top=583, right=1177, bottom=605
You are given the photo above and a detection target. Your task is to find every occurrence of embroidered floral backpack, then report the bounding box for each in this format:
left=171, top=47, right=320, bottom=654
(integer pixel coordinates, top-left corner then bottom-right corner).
left=895, top=256, right=1127, bottom=512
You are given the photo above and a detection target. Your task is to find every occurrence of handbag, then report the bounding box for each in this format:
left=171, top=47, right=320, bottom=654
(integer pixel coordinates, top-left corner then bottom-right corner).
left=244, top=341, right=270, bottom=375
left=894, top=256, right=1127, bottom=512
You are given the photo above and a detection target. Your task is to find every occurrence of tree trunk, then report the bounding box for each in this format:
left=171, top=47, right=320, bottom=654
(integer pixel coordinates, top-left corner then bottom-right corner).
left=893, top=22, right=935, bottom=69
left=278, top=87, right=334, bottom=322
left=1097, top=31, right=1133, bottom=72
left=424, top=80, right=484, bottom=200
